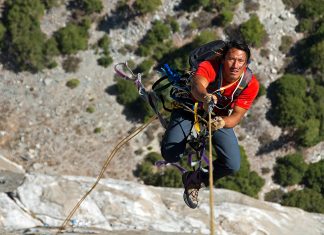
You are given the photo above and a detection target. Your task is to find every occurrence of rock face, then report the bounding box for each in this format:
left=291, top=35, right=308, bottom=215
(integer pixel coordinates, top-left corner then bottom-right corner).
left=1, top=173, right=323, bottom=235
left=0, top=155, right=25, bottom=192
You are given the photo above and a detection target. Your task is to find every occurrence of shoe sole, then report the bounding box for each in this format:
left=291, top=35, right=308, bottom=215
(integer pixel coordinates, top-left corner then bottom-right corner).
left=182, top=172, right=198, bottom=209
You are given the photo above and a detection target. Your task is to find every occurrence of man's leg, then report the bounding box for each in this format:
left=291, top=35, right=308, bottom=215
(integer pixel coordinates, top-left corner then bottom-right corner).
left=211, top=128, right=241, bottom=181
left=160, top=109, right=194, bottom=163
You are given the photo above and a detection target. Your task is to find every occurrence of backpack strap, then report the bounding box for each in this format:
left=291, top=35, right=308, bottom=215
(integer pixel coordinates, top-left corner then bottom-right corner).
left=233, top=67, right=253, bottom=99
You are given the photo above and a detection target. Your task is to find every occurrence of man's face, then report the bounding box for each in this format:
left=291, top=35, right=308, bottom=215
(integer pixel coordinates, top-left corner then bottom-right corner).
left=222, top=48, right=248, bottom=82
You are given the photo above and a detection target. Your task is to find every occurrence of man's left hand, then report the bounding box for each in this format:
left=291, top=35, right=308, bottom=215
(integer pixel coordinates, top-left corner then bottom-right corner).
left=211, top=116, right=225, bottom=131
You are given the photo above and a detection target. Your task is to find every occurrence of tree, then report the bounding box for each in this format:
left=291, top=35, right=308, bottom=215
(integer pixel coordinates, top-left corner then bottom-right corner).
left=240, top=14, right=267, bottom=48
left=272, top=153, right=308, bottom=187
left=54, top=22, right=89, bottom=54
left=3, top=0, right=54, bottom=72
left=75, top=0, right=103, bottom=14
left=215, top=146, right=265, bottom=198
left=282, top=188, right=324, bottom=213
left=133, top=0, right=162, bottom=15
left=303, top=160, right=324, bottom=194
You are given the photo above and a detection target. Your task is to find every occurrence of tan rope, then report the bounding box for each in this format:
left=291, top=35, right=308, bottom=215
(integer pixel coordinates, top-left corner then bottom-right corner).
left=208, top=112, right=215, bottom=235
left=56, top=115, right=157, bottom=234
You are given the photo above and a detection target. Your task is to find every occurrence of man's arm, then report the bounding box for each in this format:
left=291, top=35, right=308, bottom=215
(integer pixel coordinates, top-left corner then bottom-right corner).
left=191, top=75, right=218, bottom=103
left=222, top=105, right=247, bottom=128
left=191, top=75, right=209, bottom=101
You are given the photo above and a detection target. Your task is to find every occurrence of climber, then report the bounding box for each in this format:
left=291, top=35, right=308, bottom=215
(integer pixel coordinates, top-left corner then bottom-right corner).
left=160, top=40, right=259, bottom=209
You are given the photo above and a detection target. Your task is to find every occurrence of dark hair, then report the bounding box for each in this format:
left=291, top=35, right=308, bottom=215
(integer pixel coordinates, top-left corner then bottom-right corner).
left=222, top=40, right=251, bottom=62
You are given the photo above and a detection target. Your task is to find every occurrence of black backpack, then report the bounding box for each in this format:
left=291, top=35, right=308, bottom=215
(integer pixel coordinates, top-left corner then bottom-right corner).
left=189, top=40, right=226, bottom=70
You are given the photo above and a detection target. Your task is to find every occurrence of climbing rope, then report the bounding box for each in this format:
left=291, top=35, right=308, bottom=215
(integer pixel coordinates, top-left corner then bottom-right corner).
left=208, top=111, right=215, bottom=235
left=56, top=115, right=157, bottom=234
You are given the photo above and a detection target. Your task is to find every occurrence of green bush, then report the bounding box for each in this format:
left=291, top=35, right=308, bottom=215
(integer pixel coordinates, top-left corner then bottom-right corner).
left=264, top=189, right=285, bottom=203
left=218, top=10, right=234, bottom=26
left=133, top=0, right=162, bottom=15
left=115, top=79, right=139, bottom=105
left=267, top=74, right=308, bottom=128
left=279, top=35, right=293, bottom=54
left=136, top=20, right=171, bottom=57
left=272, top=153, right=308, bottom=187
left=86, top=106, right=95, bottom=113
left=115, top=79, right=154, bottom=122
left=179, top=0, right=210, bottom=12
left=135, top=59, right=155, bottom=78
left=0, top=23, right=6, bottom=48
left=3, top=0, right=57, bottom=72
left=267, top=73, right=323, bottom=147
left=97, top=56, right=113, bottom=68
left=43, top=0, right=60, bottom=9
left=215, top=146, right=265, bottom=198
left=94, top=127, right=102, bottom=133
left=62, top=56, right=82, bottom=72
left=297, top=118, right=320, bottom=147
left=240, top=14, right=267, bottom=48
left=54, top=22, right=89, bottom=54
left=74, top=0, right=103, bottom=14
left=66, top=78, right=80, bottom=89
left=282, top=0, right=302, bottom=9
left=256, top=83, right=266, bottom=98
left=281, top=188, right=324, bottom=213
left=303, top=160, right=324, bottom=194
left=307, top=40, right=324, bottom=74
left=136, top=152, right=183, bottom=188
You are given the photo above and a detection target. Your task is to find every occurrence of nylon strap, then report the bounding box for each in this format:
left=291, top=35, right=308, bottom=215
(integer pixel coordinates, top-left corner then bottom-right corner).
left=193, top=102, right=201, bottom=134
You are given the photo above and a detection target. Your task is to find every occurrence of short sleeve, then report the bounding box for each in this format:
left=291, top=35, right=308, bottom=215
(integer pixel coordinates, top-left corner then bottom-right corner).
left=195, top=61, right=218, bottom=83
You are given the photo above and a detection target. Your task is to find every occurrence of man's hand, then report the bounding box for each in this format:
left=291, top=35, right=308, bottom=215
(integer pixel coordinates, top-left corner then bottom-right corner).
left=203, top=94, right=217, bottom=112
left=211, top=116, right=225, bottom=131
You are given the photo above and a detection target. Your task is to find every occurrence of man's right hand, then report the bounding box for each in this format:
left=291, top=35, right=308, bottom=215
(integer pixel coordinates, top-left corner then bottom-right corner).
left=203, top=94, right=217, bottom=112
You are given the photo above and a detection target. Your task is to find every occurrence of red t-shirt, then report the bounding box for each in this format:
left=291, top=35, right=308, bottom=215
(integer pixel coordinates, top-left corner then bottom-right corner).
left=195, top=60, right=259, bottom=111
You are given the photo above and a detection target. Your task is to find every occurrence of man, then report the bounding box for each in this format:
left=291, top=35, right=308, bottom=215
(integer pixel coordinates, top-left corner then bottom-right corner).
left=160, top=40, right=259, bottom=209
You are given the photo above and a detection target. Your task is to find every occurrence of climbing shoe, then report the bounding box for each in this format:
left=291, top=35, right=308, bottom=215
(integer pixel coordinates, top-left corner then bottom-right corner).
left=182, top=170, right=205, bottom=209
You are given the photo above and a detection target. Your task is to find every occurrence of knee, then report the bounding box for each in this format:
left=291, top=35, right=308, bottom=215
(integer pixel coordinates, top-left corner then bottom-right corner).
left=228, top=159, right=240, bottom=174
left=160, top=143, right=181, bottom=163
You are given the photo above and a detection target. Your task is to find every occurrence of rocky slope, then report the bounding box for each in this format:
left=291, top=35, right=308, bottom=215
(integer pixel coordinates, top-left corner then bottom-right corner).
left=0, top=0, right=324, bottom=234
left=1, top=172, right=324, bottom=235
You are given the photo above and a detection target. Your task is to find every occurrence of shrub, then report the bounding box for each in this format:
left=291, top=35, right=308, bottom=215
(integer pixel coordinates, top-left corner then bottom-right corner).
left=75, top=0, right=103, bottom=14
left=303, top=160, right=324, bottom=194
left=272, top=153, right=308, bottom=187
left=136, top=20, right=171, bottom=57
left=136, top=152, right=183, bottom=188
left=62, top=56, right=82, bottom=72
left=215, top=146, right=265, bottom=198
left=257, top=83, right=266, bottom=98
left=115, top=79, right=154, bottom=122
left=297, top=118, right=320, bottom=147
left=43, top=0, right=60, bottom=9
left=267, top=74, right=308, bottom=128
left=3, top=0, right=53, bottom=72
left=86, top=106, right=95, bottom=113
left=133, top=0, right=162, bottom=15
left=240, top=14, right=267, bottom=48
left=281, top=0, right=302, bottom=9
left=264, top=189, right=285, bottom=203
left=97, top=56, right=113, bottom=68
left=244, top=0, right=260, bottom=12
left=218, top=10, right=234, bottom=27
left=54, top=22, right=89, bottom=54
left=0, top=23, right=6, bottom=48
left=179, top=0, right=210, bottom=12
left=66, top=78, right=80, bottom=89
left=135, top=59, right=155, bottom=78
left=94, top=127, right=102, bottom=133
left=279, top=35, right=293, bottom=54
left=281, top=188, right=324, bottom=213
